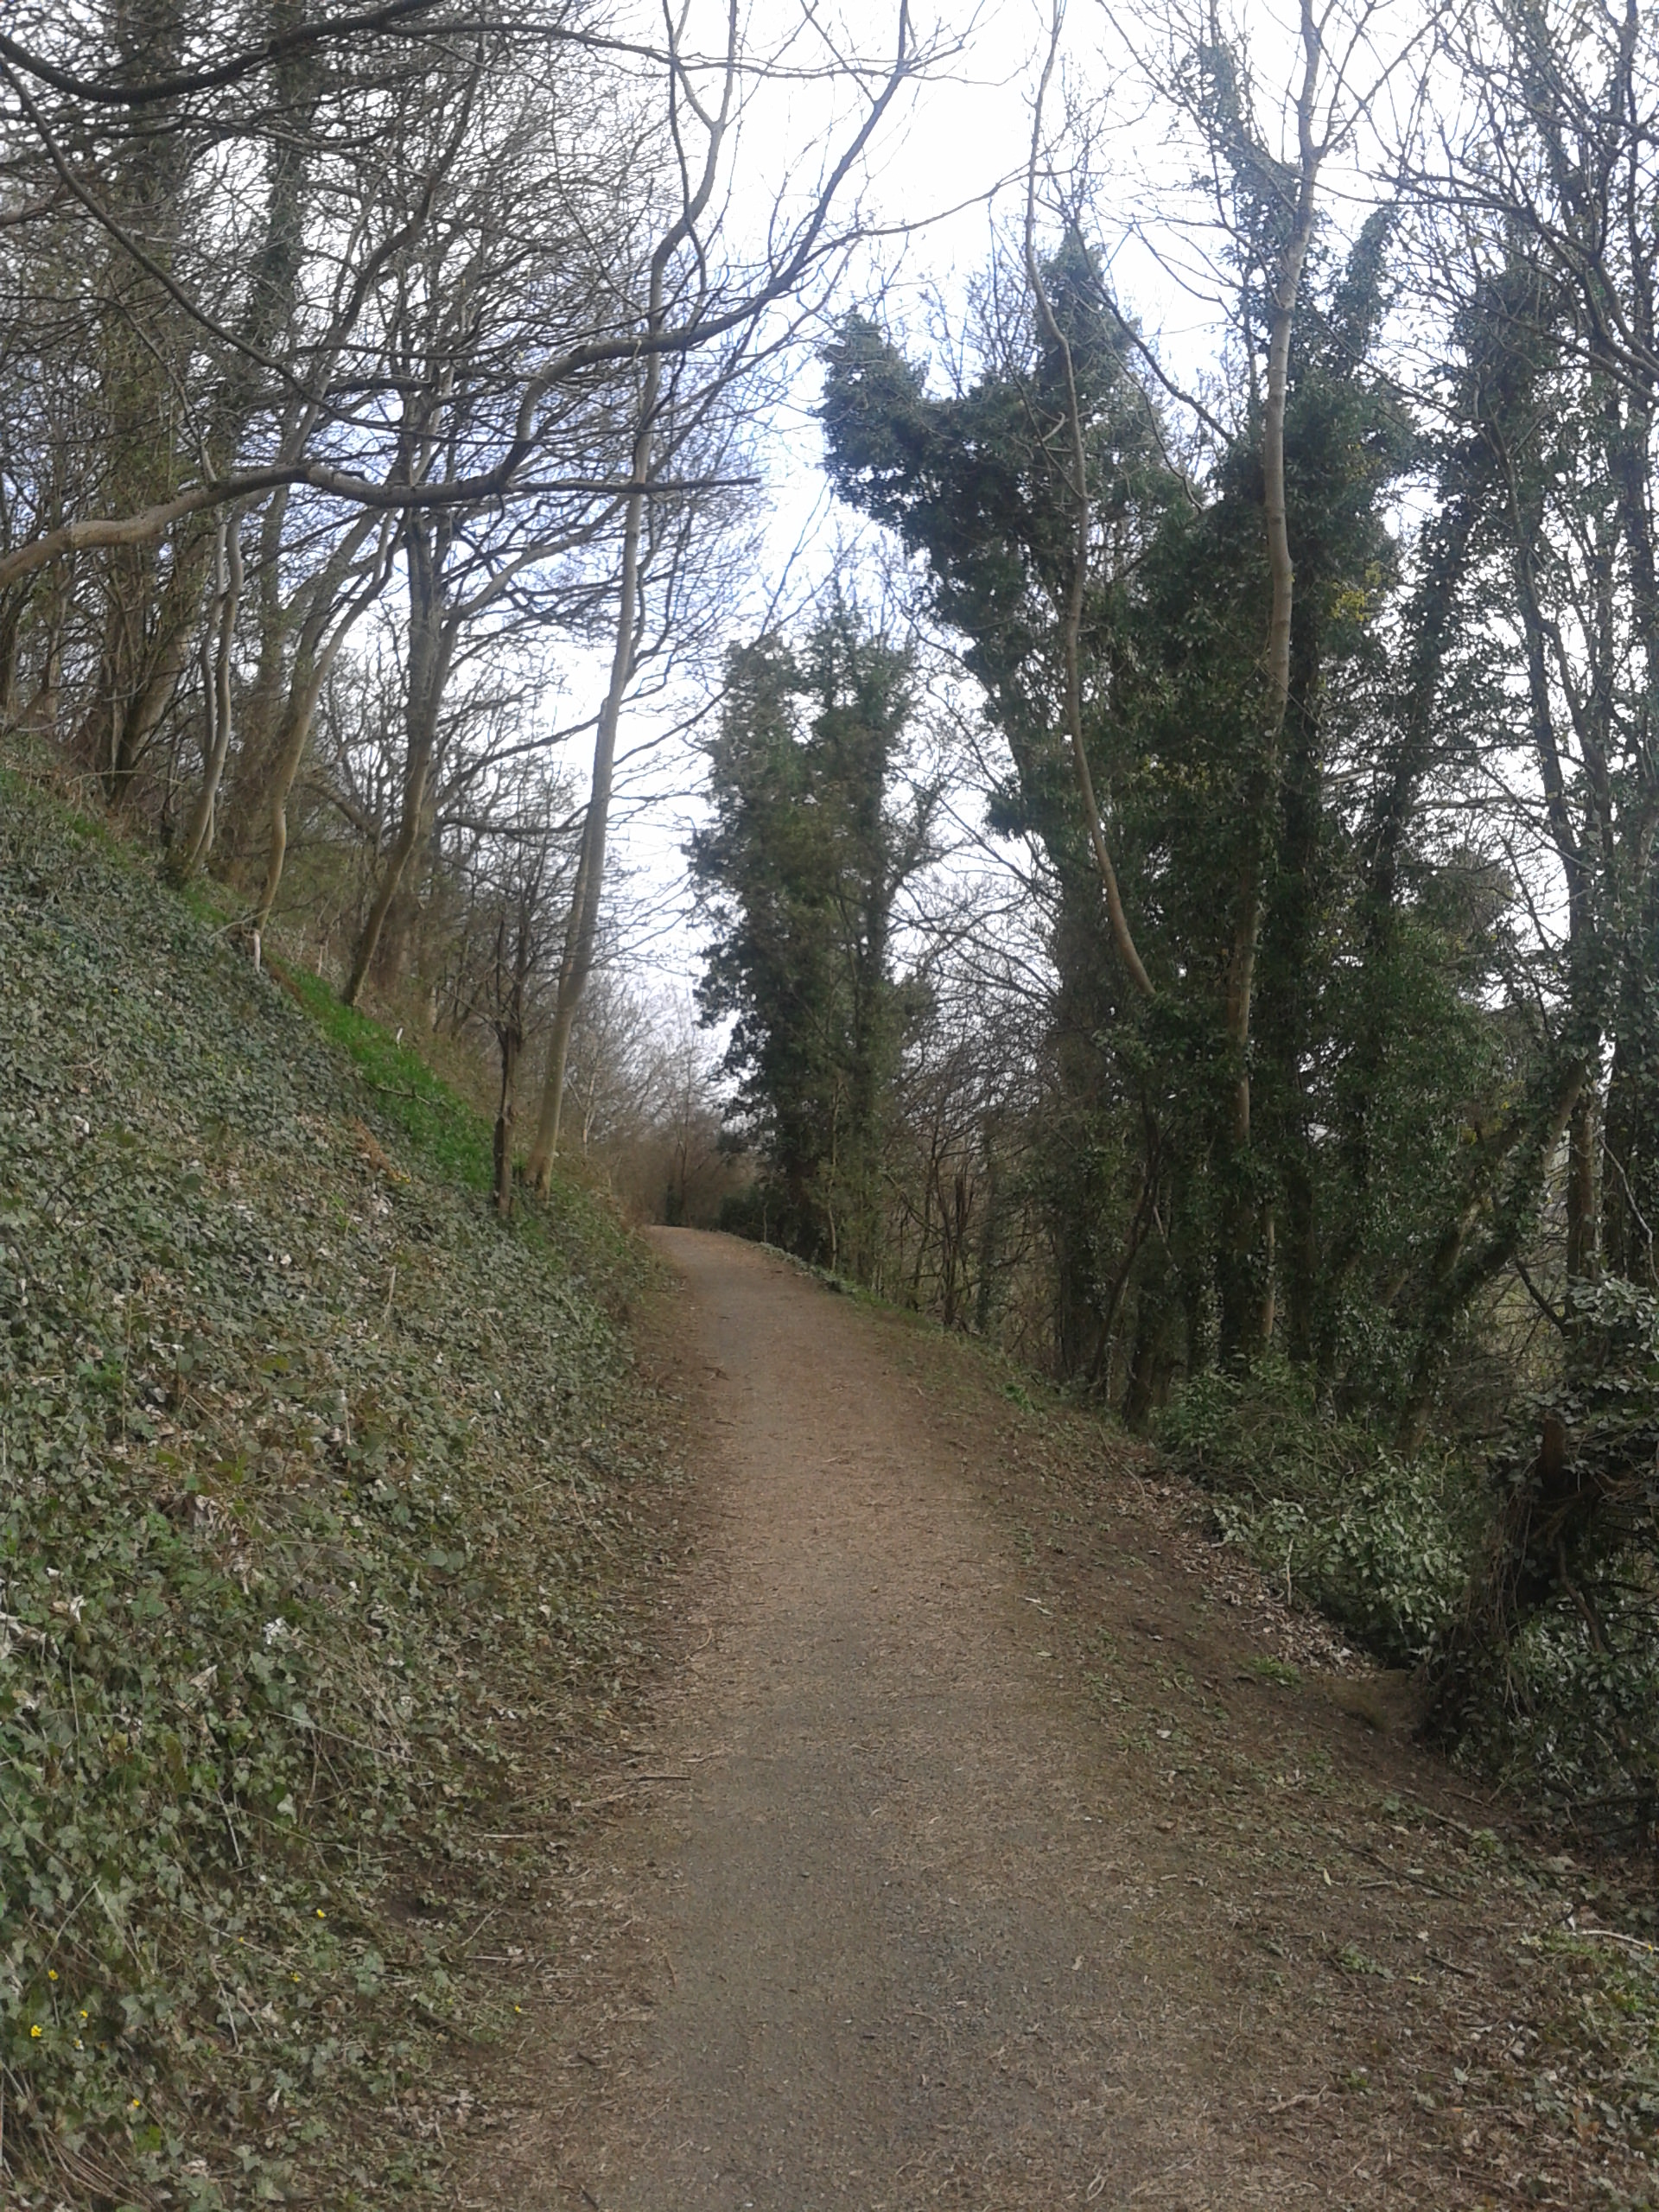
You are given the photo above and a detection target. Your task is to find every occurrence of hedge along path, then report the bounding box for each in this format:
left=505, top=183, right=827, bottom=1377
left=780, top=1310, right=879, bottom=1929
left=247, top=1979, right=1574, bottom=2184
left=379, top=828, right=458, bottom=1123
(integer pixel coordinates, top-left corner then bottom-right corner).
left=469, top=1231, right=1658, bottom=2212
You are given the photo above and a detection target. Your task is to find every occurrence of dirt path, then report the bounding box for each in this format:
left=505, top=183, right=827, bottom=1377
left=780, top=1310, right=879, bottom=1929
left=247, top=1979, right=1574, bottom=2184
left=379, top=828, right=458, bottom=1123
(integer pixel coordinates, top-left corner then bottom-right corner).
left=470, top=1231, right=1651, bottom=2211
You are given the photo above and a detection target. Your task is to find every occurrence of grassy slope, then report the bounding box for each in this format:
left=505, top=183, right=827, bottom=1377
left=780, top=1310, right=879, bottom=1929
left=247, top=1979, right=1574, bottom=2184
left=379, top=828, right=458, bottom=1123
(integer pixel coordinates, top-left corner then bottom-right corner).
left=0, top=760, right=674, bottom=2208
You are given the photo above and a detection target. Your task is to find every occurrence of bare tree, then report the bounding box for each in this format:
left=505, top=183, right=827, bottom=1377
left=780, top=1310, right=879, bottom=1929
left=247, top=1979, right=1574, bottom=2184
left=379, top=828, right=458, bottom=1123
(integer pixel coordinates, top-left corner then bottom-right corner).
left=524, top=1, right=928, bottom=1183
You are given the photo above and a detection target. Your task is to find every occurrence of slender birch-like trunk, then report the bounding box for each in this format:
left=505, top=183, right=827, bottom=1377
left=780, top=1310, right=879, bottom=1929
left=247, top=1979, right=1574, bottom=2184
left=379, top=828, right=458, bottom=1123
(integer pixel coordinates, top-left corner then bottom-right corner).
left=174, top=511, right=245, bottom=876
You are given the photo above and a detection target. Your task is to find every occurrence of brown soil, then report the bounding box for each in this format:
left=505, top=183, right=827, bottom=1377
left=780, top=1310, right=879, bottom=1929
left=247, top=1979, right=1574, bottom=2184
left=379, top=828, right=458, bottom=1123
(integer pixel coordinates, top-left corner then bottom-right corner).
left=453, top=1230, right=1656, bottom=2211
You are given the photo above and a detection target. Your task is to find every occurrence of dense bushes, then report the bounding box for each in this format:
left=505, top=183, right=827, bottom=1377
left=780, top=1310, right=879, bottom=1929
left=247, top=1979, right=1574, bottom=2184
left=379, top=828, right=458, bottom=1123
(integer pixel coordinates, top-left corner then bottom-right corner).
left=1157, top=1358, right=1479, bottom=1667
left=1160, top=1344, right=1659, bottom=1833
left=1428, top=1282, right=1659, bottom=1834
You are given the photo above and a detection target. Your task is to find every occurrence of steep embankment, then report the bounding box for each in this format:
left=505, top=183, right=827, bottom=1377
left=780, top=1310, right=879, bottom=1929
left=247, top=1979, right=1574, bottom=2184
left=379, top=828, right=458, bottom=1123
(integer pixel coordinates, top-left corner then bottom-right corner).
left=0, top=758, right=679, bottom=2208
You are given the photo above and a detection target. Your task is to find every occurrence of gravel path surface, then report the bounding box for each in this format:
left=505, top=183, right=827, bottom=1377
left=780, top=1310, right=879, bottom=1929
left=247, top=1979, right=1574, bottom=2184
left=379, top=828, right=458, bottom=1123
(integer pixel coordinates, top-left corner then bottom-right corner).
left=471, top=1230, right=1649, bottom=2211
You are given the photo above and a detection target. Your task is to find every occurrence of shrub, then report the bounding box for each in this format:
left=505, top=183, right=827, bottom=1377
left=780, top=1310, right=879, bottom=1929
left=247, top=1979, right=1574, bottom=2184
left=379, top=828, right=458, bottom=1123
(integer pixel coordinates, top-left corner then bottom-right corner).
left=1158, top=1357, right=1479, bottom=1666
left=1429, top=1279, right=1659, bottom=1834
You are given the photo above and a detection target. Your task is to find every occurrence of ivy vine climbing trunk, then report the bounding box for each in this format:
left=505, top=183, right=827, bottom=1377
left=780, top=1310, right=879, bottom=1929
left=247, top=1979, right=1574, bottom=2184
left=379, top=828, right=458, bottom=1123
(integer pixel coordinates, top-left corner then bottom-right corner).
left=1217, top=0, right=1326, bottom=1362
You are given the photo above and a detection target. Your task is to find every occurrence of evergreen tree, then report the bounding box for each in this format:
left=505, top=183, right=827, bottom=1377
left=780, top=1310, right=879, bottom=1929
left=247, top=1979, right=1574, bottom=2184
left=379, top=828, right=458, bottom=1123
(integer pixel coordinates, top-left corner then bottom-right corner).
left=821, top=226, right=1454, bottom=1406
left=691, top=599, right=935, bottom=1275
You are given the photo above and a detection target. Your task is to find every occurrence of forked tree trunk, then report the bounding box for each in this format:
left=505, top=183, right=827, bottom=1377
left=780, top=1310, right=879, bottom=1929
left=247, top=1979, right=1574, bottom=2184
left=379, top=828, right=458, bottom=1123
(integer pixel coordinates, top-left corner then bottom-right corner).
left=246, top=513, right=391, bottom=940
left=346, top=754, right=433, bottom=1007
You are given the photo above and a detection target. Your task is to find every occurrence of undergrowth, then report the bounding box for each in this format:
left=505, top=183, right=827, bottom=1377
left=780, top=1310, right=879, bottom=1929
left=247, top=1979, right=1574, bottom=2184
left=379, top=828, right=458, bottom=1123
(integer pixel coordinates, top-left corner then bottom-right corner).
left=0, top=758, right=669, bottom=2205
left=1158, top=1354, right=1659, bottom=1834
left=1156, top=1357, right=1483, bottom=1669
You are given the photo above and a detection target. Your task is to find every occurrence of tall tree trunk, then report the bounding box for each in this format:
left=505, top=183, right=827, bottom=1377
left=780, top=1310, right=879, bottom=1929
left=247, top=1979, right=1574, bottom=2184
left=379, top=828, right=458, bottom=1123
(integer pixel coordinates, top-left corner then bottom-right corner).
left=1254, top=603, right=1329, bottom=1363
left=86, top=537, right=204, bottom=808
left=493, top=1025, right=519, bottom=1219
left=525, top=390, right=656, bottom=1185
left=247, top=657, right=334, bottom=942
left=344, top=520, right=446, bottom=1006
left=523, top=19, right=740, bottom=1186
left=245, top=512, right=391, bottom=939
left=1321, top=488, right=1480, bottom=1371
left=0, top=587, right=29, bottom=725
left=523, top=606, right=633, bottom=1181
left=223, top=480, right=293, bottom=859
left=1567, top=1091, right=1599, bottom=1287
left=24, top=559, right=68, bottom=733
left=1217, top=15, right=1325, bottom=1361
left=174, top=511, right=245, bottom=877
left=1602, top=857, right=1659, bottom=1286
left=493, top=920, right=524, bottom=1221
left=1023, top=20, right=1154, bottom=1004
